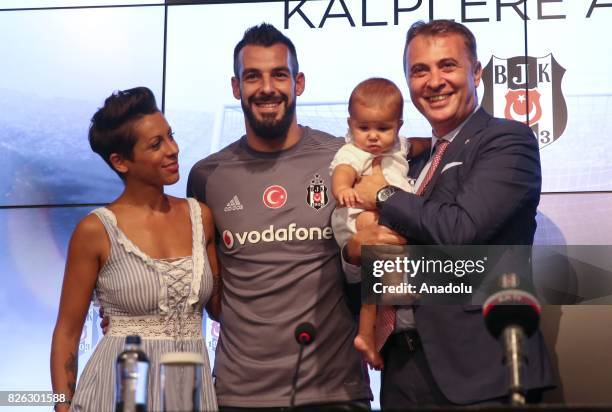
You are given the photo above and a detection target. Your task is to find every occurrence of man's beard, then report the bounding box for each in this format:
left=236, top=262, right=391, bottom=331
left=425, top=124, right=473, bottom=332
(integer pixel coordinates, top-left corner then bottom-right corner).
left=242, top=93, right=296, bottom=140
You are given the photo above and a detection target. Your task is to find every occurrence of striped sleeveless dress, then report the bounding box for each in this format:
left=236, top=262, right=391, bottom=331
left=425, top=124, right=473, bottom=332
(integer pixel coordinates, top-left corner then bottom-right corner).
left=71, top=198, right=217, bottom=411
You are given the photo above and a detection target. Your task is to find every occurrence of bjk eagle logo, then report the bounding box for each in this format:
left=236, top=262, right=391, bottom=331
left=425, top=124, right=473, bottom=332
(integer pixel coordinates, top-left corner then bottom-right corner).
left=306, top=174, right=329, bottom=210
left=482, top=54, right=567, bottom=149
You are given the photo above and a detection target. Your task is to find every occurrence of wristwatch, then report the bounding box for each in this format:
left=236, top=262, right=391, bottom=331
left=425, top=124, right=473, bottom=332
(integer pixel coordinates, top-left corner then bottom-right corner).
left=376, top=185, right=399, bottom=210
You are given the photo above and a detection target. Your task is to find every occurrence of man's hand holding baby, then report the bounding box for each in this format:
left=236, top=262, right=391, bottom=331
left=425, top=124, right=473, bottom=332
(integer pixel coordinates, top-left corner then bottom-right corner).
left=354, top=158, right=388, bottom=210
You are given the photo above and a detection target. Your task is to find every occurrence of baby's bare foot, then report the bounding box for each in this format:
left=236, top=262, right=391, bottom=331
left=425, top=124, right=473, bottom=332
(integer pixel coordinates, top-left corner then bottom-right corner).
left=354, top=334, right=384, bottom=370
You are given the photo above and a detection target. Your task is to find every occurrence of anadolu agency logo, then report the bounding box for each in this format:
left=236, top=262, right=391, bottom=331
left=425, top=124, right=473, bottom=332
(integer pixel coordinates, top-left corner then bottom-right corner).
left=482, top=54, right=567, bottom=149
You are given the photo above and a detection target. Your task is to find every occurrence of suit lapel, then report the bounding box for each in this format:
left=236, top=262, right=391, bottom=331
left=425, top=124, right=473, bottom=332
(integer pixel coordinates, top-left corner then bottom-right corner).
left=422, top=108, right=492, bottom=197
left=407, top=148, right=431, bottom=180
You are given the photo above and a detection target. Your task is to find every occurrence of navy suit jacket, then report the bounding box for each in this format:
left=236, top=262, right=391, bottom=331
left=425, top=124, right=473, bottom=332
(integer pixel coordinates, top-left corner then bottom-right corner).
left=379, top=108, right=554, bottom=404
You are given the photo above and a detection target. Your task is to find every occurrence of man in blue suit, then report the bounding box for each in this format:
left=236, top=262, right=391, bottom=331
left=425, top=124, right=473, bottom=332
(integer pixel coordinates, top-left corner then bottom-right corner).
left=344, top=19, right=554, bottom=407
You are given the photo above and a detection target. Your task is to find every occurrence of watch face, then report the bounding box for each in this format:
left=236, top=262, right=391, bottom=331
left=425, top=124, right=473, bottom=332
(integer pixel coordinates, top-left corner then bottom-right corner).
left=378, top=186, right=396, bottom=203
left=379, top=188, right=390, bottom=201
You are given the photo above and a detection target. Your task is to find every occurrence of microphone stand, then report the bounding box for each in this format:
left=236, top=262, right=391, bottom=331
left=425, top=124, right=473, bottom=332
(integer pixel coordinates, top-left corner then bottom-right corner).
left=484, top=273, right=541, bottom=406
left=290, top=344, right=306, bottom=408
left=290, top=323, right=316, bottom=409
left=503, top=325, right=527, bottom=405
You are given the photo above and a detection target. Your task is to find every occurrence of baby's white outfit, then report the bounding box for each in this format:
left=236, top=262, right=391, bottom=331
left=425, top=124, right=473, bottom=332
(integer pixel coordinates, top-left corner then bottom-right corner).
left=330, top=135, right=413, bottom=247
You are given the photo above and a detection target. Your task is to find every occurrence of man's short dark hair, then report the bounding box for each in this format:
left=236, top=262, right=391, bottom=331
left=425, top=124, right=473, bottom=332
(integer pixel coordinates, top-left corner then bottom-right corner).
left=233, top=23, right=299, bottom=78
left=403, top=19, right=478, bottom=75
left=88, top=86, right=159, bottom=177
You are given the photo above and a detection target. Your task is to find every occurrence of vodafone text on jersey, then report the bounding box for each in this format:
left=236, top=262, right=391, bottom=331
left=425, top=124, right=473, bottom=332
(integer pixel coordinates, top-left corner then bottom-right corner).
left=222, top=223, right=333, bottom=249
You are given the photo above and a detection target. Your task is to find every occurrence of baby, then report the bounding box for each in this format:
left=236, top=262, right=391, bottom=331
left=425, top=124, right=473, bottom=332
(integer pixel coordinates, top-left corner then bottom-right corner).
left=330, top=77, right=429, bottom=369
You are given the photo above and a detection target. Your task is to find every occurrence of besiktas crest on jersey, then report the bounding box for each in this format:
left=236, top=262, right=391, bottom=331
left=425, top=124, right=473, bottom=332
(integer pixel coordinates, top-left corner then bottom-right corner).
left=306, top=174, right=329, bottom=210
left=482, top=54, right=567, bottom=149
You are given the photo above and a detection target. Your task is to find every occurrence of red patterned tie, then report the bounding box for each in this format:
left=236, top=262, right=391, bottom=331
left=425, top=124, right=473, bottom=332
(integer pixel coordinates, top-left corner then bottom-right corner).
left=375, top=305, right=396, bottom=351
left=374, top=139, right=450, bottom=351
left=415, top=139, right=450, bottom=196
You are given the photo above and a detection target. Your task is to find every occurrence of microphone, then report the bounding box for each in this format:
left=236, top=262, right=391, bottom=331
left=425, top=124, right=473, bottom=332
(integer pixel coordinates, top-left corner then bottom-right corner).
left=483, top=273, right=541, bottom=405
left=294, top=322, right=316, bottom=345
left=290, top=322, right=316, bottom=408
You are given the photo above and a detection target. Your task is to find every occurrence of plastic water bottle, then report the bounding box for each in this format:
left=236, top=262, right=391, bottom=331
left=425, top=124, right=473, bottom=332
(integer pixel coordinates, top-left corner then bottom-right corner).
left=115, top=335, right=149, bottom=412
